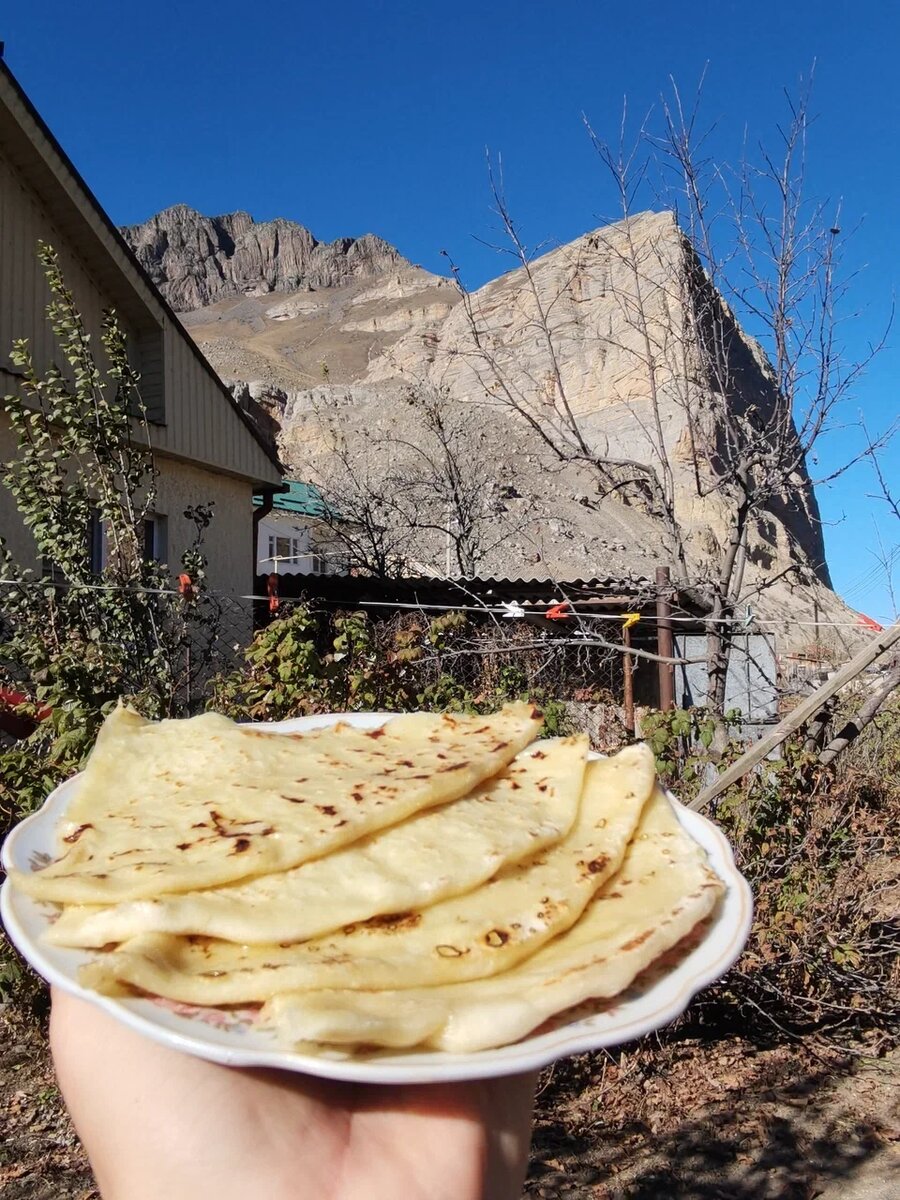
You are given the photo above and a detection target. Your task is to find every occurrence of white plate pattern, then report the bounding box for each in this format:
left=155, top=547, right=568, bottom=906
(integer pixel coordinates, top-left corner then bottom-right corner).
left=1, top=712, right=753, bottom=1084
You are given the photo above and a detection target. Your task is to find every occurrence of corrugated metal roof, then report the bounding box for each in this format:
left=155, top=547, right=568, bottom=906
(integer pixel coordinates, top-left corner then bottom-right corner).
left=254, top=572, right=709, bottom=615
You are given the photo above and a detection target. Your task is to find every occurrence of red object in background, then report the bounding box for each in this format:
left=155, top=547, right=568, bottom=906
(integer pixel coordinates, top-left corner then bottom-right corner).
left=858, top=614, right=884, bottom=632
left=178, top=573, right=195, bottom=602
left=267, top=573, right=280, bottom=614
left=545, top=601, right=572, bottom=622
left=0, top=688, right=52, bottom=740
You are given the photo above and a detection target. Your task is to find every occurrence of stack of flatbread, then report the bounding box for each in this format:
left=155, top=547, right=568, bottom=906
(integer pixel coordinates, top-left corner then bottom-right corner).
left=13, top=702, right=725, bottom=1055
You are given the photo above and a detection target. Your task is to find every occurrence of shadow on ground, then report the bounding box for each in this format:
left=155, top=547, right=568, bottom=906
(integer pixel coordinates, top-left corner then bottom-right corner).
left=526, top=1041, right=898, bottom=1199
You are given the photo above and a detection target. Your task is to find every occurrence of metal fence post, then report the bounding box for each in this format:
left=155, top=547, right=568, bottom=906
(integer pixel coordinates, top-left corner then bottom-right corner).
left=655, top=566, right=675, bottom=711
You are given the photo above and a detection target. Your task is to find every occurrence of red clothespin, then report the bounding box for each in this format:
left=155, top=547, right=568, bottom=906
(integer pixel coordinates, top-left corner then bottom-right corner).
left=267, top=572, right=280, bottom=614
left=545, top=600, right=572, bottom=622
left=177, top=573, right=195, bottom=602
left=858, top=613, right=883, bottom=632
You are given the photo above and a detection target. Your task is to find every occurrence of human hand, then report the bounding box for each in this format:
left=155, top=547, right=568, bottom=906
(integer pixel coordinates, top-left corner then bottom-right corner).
left=50, top=988, right=537, bottom=1200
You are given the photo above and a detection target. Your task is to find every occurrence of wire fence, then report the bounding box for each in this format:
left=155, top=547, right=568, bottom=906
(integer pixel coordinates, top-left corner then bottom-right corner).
left=0, top=580, right=629, bottom=723
left=196, top=593, right=628, bottom=712
left=2, top=574, right=874, bottom=726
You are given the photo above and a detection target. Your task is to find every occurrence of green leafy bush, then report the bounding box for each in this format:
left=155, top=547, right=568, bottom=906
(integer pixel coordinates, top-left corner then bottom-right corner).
left=0, top=247, right=216, bottom=1006
left=211, top=604, right=572, bottom=732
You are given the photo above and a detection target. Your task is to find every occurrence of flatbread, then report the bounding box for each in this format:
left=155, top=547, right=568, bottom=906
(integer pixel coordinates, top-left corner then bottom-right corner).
left=261, top=788, right=725, bottom=1053
left=46, top=736, right=589, bottom=947
left=79, top=744, right=656, bottom=1003
left=13, top=702, right=543, bottom=904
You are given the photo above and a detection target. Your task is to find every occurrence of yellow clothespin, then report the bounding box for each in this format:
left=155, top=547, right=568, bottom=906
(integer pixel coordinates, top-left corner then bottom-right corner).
left=622, top=612, right=640, bottom=631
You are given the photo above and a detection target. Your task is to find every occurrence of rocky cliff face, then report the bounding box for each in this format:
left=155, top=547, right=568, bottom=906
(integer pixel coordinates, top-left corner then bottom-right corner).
left=122, top=205, right=409, bottom=311
left=123, top=206, right=860, bottom=654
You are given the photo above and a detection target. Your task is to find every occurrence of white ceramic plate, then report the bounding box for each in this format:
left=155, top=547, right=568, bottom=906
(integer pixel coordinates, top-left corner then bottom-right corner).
left=1, top=712, right=753, bottom=1084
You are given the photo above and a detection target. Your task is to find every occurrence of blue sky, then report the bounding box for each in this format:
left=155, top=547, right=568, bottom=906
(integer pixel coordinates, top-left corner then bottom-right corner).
left=4, top=0, right=898, bottom=622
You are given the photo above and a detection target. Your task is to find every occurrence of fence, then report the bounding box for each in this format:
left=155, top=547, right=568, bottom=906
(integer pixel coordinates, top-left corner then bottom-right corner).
left=198, top=593, right=628, bottom=713
left=1, top=572, right=799, bottom=728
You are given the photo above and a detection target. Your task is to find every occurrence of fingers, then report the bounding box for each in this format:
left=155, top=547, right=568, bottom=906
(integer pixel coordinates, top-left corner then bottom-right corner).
left=49, top=988, right=538, bottom=1200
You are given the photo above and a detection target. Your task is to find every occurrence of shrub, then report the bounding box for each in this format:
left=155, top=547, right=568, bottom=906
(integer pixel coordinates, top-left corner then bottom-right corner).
left=211, top=603, right=573, bottom=732
left=0, top=247, right=216, bottom=1004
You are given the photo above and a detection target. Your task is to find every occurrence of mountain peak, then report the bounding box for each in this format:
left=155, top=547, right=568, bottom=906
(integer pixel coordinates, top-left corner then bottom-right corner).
left=121, top=207, right=410, bottom=311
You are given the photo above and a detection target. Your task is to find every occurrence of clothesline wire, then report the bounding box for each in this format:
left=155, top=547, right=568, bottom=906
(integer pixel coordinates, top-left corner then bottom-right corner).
left=0, top=578, right=891, bottom=631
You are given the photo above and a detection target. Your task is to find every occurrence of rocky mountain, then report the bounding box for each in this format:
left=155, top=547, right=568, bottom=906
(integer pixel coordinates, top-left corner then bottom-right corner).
left=122, top=205, right=409, bottom=311
left=121, top=207, right=861, bottom=655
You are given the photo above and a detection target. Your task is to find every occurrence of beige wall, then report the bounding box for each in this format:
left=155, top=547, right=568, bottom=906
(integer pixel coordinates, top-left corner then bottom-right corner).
left=153, top=459, right=255, bottom=596
left=0, top=151, right=150, bottom=392
left=1, top=413, right=254, bottom=598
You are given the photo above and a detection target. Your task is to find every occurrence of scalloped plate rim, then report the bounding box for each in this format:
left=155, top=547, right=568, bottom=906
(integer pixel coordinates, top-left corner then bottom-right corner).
left=1, top=710, right=753, bottom=1084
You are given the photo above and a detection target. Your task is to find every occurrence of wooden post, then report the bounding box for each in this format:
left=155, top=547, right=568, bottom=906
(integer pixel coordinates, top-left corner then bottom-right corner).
left=655, top=566, right=675, bottom=711
left=622, top=623, right=635, bottom=736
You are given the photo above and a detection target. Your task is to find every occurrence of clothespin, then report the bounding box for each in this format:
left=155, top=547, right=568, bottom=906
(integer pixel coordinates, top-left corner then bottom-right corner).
left=266, top=573, right=280, bottom=614
left=177, top=573, right=195, bottom=602
left=499, top=601, right=525, bottom=619
left=622, top=612, right=640, bottom=631
left=545, top=601, right=572, bottom=622
left=743, top=605, right=754, bottom=629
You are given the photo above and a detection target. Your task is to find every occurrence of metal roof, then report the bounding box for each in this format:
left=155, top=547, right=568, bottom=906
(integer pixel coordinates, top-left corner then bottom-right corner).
left=254, top=572, right=710, bottom=616
left=253, top=480, right=335, bottom=519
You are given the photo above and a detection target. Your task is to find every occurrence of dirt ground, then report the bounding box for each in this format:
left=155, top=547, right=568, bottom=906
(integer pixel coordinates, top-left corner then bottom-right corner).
left=1, top=1005, right=896, bottom=1200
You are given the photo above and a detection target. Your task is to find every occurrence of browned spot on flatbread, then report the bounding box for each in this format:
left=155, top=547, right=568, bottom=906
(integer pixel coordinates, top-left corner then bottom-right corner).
left=362, top=910, right=422, bottom=932
left=620, top=929, right=654, bottom=951
left=367, top=728, right=386, bottom=739
left=63, top=824, right=92, bottom=844
left=484, top=928, right=509, bottom=947
left=316, top=805, right=337, bottom=817
left=586, top=855, right=610, bottom=875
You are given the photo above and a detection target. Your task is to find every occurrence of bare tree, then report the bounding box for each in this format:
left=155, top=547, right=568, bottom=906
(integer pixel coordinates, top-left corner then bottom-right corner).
left=310, top=417, right=416, bottom=578
left=443, top=73, right=893, bottom=718
left=389, top=386, right=548, bottom=576
left=309, top=386, right=543, bottom=578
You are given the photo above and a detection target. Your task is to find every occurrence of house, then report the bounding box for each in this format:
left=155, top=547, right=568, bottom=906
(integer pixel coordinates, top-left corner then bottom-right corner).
left=0, top=56, right=284, bottom=598
left=254, top=481, right=346, bottom=576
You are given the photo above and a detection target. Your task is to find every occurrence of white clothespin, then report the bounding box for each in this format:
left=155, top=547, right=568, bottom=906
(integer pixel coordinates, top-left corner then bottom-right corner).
left=499, top=601, right=525, bottom=619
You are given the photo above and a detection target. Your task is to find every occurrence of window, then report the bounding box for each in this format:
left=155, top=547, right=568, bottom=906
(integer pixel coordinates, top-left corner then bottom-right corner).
left=89, top=510, right=107, bottom=574
left=67, top=511, right=167, bottom=576
left=142, top=514, right=168, bottom=564
left=264, top=533, right=325, bottom=574
left=266, top=535, right=301, bottom=564
left=133, top=328, right=166, bottom=425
